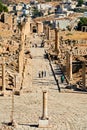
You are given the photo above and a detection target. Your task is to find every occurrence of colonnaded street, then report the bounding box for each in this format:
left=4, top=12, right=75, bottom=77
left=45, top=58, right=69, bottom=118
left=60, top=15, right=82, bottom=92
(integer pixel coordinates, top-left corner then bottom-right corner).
left=0, top=44, right=87, bottom=130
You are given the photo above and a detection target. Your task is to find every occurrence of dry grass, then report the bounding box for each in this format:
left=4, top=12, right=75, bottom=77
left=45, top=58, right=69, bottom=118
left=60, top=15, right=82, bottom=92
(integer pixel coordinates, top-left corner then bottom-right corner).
left=62, top=31, right=87, bottom=40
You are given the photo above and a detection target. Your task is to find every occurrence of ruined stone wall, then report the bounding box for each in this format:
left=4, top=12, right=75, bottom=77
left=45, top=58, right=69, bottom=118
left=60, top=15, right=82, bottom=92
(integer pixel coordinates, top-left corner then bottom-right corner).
left=4, top=13, right=13, bottom=30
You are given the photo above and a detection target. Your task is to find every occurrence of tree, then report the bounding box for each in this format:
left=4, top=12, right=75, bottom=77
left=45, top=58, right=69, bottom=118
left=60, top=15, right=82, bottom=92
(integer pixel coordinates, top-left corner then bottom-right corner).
left=3, top=6, right=8, bottom=12
left=77, top=0, right=83, bottom=7
left=0, top=1, right=8, bottom=12
left=77, top=17, right=87, bottom=30
left=32, top=7, right=43, bottom=18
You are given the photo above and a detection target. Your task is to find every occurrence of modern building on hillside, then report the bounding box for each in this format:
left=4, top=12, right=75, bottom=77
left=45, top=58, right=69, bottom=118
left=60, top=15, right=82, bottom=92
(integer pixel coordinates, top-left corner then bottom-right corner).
left=84, top=12, right=87, bottom=17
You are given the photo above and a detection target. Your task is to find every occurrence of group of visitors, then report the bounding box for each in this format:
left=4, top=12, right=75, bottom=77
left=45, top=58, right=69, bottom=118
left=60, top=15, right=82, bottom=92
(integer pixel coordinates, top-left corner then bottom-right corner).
left=38, top=71, right=46, bottom=78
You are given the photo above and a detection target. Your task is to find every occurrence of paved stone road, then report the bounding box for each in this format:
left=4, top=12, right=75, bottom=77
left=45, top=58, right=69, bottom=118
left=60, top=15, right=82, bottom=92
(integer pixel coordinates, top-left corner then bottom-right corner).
left=0, top=46, right=87, bottom=130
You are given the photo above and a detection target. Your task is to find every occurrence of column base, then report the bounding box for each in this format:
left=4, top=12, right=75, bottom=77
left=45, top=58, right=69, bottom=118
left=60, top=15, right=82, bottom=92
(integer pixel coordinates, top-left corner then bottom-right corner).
left=14, top=90, right=20, bottom=95
left=8, top=120, right=17, bottom=127
left=0, top=91, right=6, bottom=96
left=38, top=118, right=50, bottom=128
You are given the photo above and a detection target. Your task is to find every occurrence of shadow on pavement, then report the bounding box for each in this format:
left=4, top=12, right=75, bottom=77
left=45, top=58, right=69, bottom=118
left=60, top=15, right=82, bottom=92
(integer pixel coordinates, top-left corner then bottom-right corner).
left=19, top=123, right=38, bottom=128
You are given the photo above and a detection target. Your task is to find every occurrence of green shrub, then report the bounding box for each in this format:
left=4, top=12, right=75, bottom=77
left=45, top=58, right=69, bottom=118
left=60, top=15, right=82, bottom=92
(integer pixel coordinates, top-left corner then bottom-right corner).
left=77, top=17, right=87, bottom=30
left=0, top=1, right=8, bottom=12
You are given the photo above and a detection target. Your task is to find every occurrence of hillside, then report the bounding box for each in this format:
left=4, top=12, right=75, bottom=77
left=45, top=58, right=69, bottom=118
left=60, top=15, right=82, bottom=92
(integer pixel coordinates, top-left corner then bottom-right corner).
left=1, top=0, right=30, bottom=4
left=1, top=0, right=61, bottom=4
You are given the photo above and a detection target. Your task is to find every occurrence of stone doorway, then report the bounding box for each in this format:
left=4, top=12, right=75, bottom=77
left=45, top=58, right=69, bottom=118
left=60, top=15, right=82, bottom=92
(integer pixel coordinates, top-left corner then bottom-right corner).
left=33, top=26, right=37, bottom=33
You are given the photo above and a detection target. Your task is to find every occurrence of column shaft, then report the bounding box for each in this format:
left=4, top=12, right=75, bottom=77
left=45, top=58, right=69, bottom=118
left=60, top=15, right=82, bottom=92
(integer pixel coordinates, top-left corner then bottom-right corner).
left=42, top=91, right=48, bottom=119
left=2, top=57, right=5, bottom=91
left=55, top=28, right=59, bottom=51
left=48, top=27, right=50, bottom=40
left=82, top=62, right=86, bottom=89
left=69, top=53, right=72, bottom=80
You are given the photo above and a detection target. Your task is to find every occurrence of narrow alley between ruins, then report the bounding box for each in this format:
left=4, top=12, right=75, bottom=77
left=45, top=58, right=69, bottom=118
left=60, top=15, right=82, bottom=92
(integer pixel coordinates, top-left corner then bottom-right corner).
left=30, top=47, right=58, bottom=92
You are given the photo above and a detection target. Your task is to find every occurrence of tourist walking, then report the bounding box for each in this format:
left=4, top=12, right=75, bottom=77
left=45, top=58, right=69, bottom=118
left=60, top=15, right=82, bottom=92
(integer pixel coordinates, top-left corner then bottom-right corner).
left=44, top=71, right=46, bottom=77
left=42, top=71, right=43, bottom=78
left=38, top=71, right=41, bottom=78
left=61, top=75, right=64, bottom=83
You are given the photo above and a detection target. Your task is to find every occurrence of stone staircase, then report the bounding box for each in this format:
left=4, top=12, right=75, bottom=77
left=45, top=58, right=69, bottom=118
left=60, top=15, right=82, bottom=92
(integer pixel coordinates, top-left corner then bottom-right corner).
left=50, top=62, right=68, bottom=91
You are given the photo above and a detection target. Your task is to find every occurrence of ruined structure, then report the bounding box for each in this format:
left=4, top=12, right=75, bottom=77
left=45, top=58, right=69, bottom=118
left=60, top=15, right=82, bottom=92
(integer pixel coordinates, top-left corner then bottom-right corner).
left=81, top=26, right=87, bottom=32
left=30, top=21, right=43, bottom=34
left=0, top=13, right=33, bottom=95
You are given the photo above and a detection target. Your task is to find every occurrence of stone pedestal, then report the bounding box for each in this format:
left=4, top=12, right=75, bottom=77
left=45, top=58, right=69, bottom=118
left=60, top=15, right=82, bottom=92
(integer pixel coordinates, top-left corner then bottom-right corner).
left=39, top=119, right=49, bottom=128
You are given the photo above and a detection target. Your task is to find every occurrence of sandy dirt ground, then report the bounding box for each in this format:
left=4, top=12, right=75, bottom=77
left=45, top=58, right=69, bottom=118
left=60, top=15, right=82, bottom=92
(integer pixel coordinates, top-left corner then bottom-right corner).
left=0, top=36, right=87, bottom=130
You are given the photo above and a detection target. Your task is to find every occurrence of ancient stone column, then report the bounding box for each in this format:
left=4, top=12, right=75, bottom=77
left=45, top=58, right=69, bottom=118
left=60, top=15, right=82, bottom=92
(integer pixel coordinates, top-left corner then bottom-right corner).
left=82, top=62, right=86, bottom=89
left=2, top=57, right=5, bottom=92
left=66, top=51, right=69, bottom=78
left=18, top=27, right=25, bottom=74
left=66, top=51, right=72, bottom=82
left=18, top=51, right=21, bottom=74
left=8, top=88, right=17, bottom=127
left=42, top=91, right=48, bottom=119
left=48, top=27, right=50, bottom=40
left=37, top=22, right=43, bottom=35
left=69, top=52, right=72, bottom=81
left=55, top=28, right=59, bottom=52
left=39, top=91, right=49, bottom=128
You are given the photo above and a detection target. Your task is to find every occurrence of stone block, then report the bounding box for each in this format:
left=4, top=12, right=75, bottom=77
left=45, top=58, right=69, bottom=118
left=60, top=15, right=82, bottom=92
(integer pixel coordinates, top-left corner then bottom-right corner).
left=14, top=90, right=20, bottom=95
left=0, top=92, right=4, bottom=96
left=38, top=119, right=49, bottom=128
